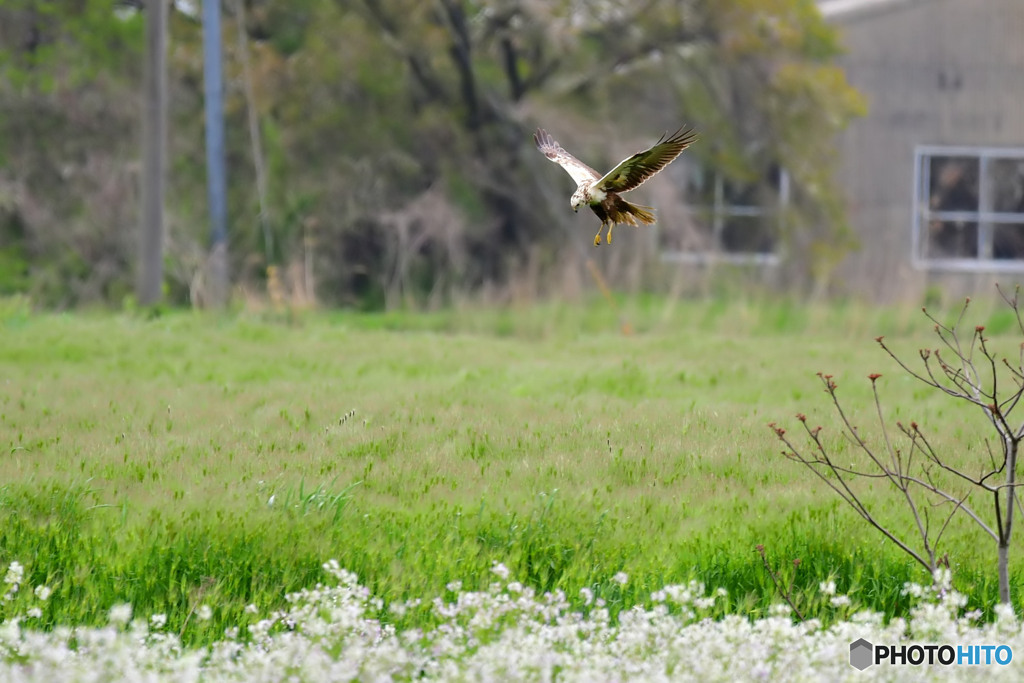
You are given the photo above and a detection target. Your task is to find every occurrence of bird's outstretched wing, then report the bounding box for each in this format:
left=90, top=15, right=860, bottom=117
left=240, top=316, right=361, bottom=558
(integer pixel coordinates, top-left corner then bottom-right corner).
left=594, top=127, right=697, bottom=194
left=534, top=128, right=601, bottom=188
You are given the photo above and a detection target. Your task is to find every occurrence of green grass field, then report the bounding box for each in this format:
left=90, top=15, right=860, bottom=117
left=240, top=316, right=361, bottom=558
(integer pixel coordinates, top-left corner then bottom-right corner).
left=1, top=295, right=1021, bottom=645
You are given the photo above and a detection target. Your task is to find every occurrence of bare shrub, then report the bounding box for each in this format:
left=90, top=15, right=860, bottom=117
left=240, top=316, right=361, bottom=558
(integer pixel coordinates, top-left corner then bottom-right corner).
left=772, top=285, right=1024, bottom=606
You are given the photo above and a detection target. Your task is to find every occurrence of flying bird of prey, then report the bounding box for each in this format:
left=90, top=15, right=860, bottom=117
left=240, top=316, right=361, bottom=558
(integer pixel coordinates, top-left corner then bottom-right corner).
left=534, top=126, right=697, bottom=246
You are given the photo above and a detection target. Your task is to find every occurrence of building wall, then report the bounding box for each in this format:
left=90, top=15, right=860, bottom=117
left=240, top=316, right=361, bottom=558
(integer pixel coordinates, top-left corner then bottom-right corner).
left=831, top=0, right=1024, bottom=302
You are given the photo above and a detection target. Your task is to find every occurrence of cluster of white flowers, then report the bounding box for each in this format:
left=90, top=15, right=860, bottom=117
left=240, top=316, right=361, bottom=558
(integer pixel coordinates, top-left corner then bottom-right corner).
left=0, top=559, right=1020, bottom=681
left=2, top=562, right=23, bottom=603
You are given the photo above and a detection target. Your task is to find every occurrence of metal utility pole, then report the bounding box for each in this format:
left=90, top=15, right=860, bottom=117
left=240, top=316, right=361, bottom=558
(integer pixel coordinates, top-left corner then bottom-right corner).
left=138, top=0, right=168, bottom=305
left=203, top=0, right=229, bottom=306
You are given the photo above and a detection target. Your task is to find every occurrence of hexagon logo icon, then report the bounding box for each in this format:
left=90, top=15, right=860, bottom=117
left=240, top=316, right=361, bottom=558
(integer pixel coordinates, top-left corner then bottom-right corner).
left=850, top=638, right=874, bottom=670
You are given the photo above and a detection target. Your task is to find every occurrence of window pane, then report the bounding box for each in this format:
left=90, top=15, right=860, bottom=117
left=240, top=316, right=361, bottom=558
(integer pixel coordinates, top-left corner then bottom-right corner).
left=721, top=215, right=777, bottom=254
left=681, top=164, right=716, bottom=206
left=988, top=158, right=1024, bottom=214
left=928, top=156, right=980, bottom=212
left=925, top=220, right=977, bottom=258
left=722, top=164, right=783, bottom=208
left=723, top=178, right=759, bottom=207
left=993, top=223, right=1024, bottom=260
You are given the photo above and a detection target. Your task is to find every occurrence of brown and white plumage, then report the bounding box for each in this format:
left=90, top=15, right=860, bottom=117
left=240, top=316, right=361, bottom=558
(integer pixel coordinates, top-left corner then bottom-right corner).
left=534, top=126, right=697, bottom=245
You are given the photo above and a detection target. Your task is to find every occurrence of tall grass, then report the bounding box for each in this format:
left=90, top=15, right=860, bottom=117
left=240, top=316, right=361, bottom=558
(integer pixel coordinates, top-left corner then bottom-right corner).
left=0, top=294, right=1019, bottom=644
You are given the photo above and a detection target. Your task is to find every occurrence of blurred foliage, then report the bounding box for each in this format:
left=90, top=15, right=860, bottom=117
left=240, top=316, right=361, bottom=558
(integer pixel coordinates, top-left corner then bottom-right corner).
left=0, top=0, right=864, bottom=308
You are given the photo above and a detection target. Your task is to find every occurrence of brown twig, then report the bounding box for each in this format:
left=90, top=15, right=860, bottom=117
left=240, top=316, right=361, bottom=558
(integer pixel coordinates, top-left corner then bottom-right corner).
left=756, top=545, right=805, bottom=621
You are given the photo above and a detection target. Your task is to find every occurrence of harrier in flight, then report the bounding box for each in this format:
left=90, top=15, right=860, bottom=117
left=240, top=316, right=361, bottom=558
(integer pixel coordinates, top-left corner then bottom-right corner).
left=534, top=126, right=697, bottom=246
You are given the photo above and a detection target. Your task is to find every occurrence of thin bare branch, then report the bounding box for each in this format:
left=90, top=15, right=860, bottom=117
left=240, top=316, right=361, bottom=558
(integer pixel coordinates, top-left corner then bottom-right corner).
left=895, top=475, right=999, bottom=540
left=933, top=490, right=972, bottom=549
left=772, top=422, right=935, bottom=572
left=997, top=283, right=1024, bottom=336
left=756, top=545, right=805, bottom=621
left=900, top=423, right=1004, bottom=491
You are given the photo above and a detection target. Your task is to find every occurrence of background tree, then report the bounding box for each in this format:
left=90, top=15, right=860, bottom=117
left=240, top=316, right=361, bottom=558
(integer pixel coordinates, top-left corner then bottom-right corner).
left=0, top=0, right=864, bottom=308
left=0, top=0, right=143, bottom=305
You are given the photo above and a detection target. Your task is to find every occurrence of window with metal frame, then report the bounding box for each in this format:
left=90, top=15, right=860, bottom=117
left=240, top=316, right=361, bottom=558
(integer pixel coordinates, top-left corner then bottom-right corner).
left=659, top=162, right=788, bottom=265
left=913, top=146, right=1024, bottom=270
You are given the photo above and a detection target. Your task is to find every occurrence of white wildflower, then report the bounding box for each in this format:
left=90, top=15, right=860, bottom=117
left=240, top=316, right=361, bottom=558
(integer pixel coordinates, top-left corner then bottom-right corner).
left=902, top=582, right=924, bottom=598
left=819, top=580, right=836, bottom=596
left=932, top=567, right=953, bottom=590
left=3, top=561, right=23, bottom=600
left=108, top=603, right=132, bottom=626
left=34, top=585, right=51, bottom=601
left=942, top=590, right=968, bottom=611
left=3, top=561, right=24, bottom=587
left=244, top=603, right=259, bottom=615
left=995, top=602, right=1017, bottom=624
left=612, top=572, right=629, bottom=586
left=693, top=596, right=716, bottom=610
left=1, top=558, right=1019, bottom=680
left=446, top=580, right=462, bottom=593
left=490, top=562, right=510, bottom=581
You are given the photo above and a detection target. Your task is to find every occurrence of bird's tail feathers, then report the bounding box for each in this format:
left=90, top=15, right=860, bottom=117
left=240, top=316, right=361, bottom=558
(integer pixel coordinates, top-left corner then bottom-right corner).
left=615, top=200, right=656, bottom=226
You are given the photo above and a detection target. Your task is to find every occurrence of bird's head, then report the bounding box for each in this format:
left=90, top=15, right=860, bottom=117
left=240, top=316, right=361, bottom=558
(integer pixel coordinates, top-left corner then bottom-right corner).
left=570, top=190, right=584, bottom=212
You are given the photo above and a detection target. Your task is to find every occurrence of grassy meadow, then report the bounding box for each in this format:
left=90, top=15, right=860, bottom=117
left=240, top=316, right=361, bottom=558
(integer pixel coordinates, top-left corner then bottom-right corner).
left=1, top=294, right=1021, bottom=647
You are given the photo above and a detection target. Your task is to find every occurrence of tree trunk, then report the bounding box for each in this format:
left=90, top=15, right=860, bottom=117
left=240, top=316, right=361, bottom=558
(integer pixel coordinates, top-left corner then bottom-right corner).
left=1001, top=439, right=1018, bottom=605
left=999, top=540, right=1011, bottom=604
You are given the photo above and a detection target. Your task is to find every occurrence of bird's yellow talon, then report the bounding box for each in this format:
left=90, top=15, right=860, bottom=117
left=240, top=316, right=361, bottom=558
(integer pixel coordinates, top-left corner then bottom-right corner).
left=594, top=232, right=602, bottom=247
left=607, top=224, right=614, bottom=244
